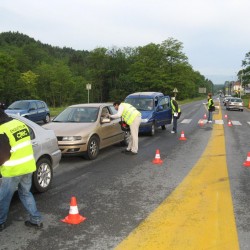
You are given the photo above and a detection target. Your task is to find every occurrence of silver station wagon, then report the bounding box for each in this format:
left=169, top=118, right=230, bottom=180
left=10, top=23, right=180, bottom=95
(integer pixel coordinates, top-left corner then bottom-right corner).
left=0, top=114, right=61, bottom=193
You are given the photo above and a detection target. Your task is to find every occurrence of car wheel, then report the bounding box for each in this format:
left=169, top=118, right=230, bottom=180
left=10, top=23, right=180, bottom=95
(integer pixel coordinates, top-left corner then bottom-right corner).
left=149, top=123, right=155, bottom=136
left=85, top=135, right=99, bottom=160
left=43, top=114, right=50, bottom=123
left=121, top=131, right=130, bottom=146
left=32, top=158, right=53, bottom=193
left=161, top=125, right=166, bottom=130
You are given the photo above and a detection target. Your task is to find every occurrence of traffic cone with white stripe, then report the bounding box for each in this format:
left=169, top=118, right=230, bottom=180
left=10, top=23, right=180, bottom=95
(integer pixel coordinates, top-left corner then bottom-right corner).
left=199, top=119, right=204, bottom=127
left=61, top=196, right=86, bottom=224
left=243, top=152, right=250, bottom=167
left=179, top=131, right=187, bottom=141
left=203, top=113, right=207, bottom=119
left=224, top=114, right=228, bottom=119
left=227, top=120, right=232, bottom=127
left=152, top=149, right=163, bottom=164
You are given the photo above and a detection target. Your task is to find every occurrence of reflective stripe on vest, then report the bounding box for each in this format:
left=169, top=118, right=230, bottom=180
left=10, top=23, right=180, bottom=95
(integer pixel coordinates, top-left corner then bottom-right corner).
left=10, top=140, right=32, bottom=152
left=121, top=103, right=141, bottom=125
left=3, top=154, right=34, bottom=166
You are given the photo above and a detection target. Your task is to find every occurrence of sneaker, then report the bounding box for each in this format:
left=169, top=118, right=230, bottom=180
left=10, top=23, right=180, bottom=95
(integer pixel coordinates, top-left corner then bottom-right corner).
left=171, top=131, right=176, bottom=134
left=25, top=221, right=43, bottom=229
left=208, top=121, right=212, bottom=123
left=0, top=223, right=6, bottom=231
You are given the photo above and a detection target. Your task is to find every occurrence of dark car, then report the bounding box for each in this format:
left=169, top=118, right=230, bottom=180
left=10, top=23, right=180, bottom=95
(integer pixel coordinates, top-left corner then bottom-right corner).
left=125, top=92, right=172, bottom=135
left=5, top=100, right=50, bottom=123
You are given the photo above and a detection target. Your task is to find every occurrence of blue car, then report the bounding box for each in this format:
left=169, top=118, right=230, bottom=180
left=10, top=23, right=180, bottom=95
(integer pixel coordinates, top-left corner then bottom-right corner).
left=125, top=92, right=172, bottom=135
left=5, top=100, right=50, bottom=123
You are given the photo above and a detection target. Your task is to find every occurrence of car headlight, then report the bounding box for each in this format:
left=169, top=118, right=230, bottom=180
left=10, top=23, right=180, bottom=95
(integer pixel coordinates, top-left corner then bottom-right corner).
left=62, top=136, right=82, bottom=141
left=141, top=118, right=149, bottom=123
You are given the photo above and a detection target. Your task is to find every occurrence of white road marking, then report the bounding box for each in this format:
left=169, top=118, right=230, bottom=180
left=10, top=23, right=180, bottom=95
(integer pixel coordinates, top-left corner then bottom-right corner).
left=181, top=119, right=192, bottom=124
left=215, top=120, right=224, bottom=124
left=232, top=121, right=242, bottom=126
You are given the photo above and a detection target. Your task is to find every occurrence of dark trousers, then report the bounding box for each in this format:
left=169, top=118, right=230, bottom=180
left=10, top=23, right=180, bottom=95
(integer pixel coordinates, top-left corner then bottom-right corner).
left=173, top=116, right=177, bottom=132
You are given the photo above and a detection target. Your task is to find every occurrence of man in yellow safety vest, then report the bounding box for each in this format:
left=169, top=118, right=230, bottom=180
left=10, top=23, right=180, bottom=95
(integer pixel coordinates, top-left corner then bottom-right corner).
left=0, top=109, right=43, bottom=231
left=109, top=102, right=141, bottom=155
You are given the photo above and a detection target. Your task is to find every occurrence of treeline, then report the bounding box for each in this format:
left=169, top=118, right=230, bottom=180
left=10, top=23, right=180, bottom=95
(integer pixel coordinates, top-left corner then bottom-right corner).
left=0, top=31, right=213, bottom=107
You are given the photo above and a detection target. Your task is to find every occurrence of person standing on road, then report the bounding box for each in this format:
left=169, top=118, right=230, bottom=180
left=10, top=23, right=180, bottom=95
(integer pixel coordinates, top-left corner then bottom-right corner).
left=109, top=102, right=141, bottom=155
left=206, top=93, right=215, bottom=123
left=0, top=109, right=43, bottom=232
left=170, top=97, right=181, bottom=134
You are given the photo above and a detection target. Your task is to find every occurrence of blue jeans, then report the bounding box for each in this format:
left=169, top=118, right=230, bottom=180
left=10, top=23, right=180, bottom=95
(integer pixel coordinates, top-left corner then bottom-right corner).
left=0, top=173, right=42, bottom=224
left=173, top=116, right=178, bottom=132
left=208, top=111, right=213, bottom=121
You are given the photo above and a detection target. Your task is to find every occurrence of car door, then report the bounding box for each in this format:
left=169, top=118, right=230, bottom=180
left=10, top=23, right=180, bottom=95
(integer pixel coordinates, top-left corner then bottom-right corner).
left=155, top=96, right=172, bottom=127
left=28, top=101, right=39, bottom=122
left=98, top=106, right=122, bottom=148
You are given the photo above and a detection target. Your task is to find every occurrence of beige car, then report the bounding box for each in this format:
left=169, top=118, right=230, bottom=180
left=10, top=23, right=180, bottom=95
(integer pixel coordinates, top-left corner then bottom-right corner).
left=43, top=103, right=130, bottom=160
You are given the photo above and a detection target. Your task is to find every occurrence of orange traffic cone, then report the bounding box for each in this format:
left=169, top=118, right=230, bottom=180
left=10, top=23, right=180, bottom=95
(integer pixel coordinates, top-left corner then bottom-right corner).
left=227, top=120, right=232, bottom=127
left=199, top=119, right=204, bottom=127
left=179, top=131, right=187, bottom=141
left=203, top=113, right=207, bottom=119
left=152, top=149, right=163, bottom=164
left=243, top=152, right=250, bottom=167
left=61, top=196, right=86, bottom=224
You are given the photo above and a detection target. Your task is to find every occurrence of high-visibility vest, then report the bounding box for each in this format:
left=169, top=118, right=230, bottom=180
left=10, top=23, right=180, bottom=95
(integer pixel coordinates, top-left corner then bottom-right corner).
left=0, top=119, right=36, bottom=177
left=171, top=100, right=181, bottom=114
left=121, top=103, right=141, bottom=125
left=208, top=98, right=214, bottom=109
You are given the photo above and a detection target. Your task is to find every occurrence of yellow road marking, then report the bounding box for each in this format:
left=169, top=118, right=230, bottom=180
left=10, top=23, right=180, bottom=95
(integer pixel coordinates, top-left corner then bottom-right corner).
left=116, top=108, right=239, bottom=250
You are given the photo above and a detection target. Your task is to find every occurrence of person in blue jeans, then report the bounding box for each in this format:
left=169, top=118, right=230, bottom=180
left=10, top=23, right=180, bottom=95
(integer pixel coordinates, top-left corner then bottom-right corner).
left=0, top=109, right=42, bottom=231
left=206, top=93, right=215, bottom=123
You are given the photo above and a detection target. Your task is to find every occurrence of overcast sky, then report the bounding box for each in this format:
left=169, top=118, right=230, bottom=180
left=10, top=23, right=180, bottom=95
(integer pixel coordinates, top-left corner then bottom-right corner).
left=1, top=0, right=250, bottom=85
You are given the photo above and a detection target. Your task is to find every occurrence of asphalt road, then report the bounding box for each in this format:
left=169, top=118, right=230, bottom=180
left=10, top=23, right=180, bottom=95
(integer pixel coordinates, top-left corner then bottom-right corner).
left=1, top=98, right=250, bottom=250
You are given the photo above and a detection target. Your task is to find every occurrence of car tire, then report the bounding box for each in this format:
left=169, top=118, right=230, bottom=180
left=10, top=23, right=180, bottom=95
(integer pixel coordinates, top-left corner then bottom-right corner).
left=149, top=123, right=155, bottom=136
left=44, top=114, right=50, bottom=123
left=32, top=158, right=53, bottom=193
left=161, top=125, right=166, bottom=130
left=85, top=135, right=100, bottom=160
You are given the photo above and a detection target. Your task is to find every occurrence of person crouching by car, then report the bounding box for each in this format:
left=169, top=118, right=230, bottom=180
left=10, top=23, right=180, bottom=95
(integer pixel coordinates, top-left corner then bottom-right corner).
left=109, top=102, right=141, bottom=155
left=170, top=97, right=181, bottom=134
left=0, top=109, right=43, bottom=231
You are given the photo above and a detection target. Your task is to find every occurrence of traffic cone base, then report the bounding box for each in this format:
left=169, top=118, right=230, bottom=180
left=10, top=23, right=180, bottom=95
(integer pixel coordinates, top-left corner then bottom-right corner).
left=152, top=149, right=163, bottom=164
left=179, top=131, right=187, bottom=141
left=243, top=152, right=250, bottom=167
left=61, top=196, right=86, bottom=224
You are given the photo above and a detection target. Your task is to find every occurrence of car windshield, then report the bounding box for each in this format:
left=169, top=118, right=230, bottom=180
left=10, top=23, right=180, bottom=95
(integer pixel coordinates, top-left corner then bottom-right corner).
left=53, top=107, right=99, bottom=123
left=230, top=99, right=242, bottom=102
left=125, top=98, right=154, bottom=111
left=8, top=101, right=29, bottom=110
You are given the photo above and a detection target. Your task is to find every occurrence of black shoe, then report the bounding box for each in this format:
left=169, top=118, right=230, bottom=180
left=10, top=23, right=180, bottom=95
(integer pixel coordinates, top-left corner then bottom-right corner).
left=0, top=223, right=6, bottom=231
left=25, top=221, right=43, bottom=229
left=121, top=149, right=131, bottom=153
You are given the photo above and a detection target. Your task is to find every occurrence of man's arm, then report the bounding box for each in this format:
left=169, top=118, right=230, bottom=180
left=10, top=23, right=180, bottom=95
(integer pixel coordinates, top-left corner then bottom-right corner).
left=109, top=105, right=124, bottom=119
left=0, top=133, right=11, bottom=165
